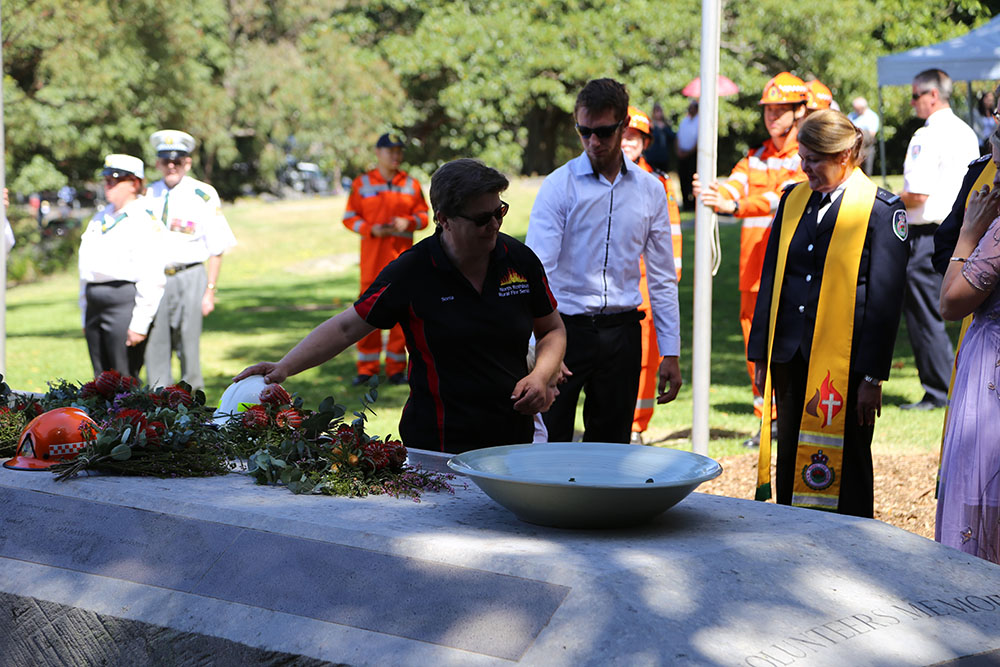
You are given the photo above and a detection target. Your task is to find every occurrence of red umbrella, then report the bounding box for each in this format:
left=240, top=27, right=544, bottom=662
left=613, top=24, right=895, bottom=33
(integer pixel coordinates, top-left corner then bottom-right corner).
left=682, top=75, right=740, bottom=98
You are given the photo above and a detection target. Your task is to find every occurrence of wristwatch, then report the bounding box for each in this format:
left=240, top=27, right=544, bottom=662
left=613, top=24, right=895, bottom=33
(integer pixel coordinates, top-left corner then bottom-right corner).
left=863, top=375, right=882, bottom=387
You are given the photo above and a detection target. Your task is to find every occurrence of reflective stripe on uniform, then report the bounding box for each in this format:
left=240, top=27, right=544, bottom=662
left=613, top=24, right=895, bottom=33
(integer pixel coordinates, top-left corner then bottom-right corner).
left=353, top=221, right=363, bottom=233
left=343, top=210, right=356, bottom=220
left=742, top=215, right=772, bottom=229
left=386, top=351, right=407, bottom=362
left=357, top=352, right=381, bottom=361
left=635, top=397, right=655, bottom=410
left=721, top=182, right=742, bottom=199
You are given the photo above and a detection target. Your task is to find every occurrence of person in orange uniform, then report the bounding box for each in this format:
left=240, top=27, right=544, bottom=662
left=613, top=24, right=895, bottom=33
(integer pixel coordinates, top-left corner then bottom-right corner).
left=693, top=72, right=808, bottom=446
left=343, top=133, right=430, bottom=385
left=804, top=79, right=834, bottom=116
left=621, top=105, right=683, bottom=443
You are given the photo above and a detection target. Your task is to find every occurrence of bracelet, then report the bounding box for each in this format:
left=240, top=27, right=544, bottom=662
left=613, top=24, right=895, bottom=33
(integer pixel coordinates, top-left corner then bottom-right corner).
left=863, top=375, right=882, bottom=387
left=950, top=257, right=967, bottom=263
left=207, top=283, right=217, bottom=290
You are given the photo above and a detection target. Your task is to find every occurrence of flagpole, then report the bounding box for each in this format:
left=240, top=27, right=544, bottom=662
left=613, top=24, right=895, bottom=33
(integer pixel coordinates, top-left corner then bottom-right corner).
left=691, top=0, right=722, bottom=456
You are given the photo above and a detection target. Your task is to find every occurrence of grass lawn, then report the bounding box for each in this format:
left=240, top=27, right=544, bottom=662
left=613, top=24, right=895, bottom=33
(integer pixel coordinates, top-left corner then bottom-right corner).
left=5, top=174, right=954, bottom=461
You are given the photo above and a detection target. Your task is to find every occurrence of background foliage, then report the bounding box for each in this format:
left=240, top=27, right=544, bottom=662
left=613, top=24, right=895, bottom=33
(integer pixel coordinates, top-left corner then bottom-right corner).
left=3, top=0, right=997, bottom=197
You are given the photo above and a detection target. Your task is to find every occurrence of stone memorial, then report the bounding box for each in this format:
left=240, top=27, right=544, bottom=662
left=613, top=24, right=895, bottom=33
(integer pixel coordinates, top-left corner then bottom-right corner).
left=2, top=449, right=1000, bottom=666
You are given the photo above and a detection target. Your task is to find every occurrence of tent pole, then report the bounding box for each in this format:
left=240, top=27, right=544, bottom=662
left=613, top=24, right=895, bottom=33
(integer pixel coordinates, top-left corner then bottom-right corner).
left=691, top=0, right=721, bottom=456
left=877, top=86, right=888, bottom=188
left=966, top=80, right=976, bottom=127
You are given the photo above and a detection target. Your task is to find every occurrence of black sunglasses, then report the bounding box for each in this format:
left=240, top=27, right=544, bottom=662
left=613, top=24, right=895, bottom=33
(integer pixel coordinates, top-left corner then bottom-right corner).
left=457, top=200, right=509, bottom=227
left=911, top=90, right=932, bottom=101
left=575, top=120, right=623, bottom=139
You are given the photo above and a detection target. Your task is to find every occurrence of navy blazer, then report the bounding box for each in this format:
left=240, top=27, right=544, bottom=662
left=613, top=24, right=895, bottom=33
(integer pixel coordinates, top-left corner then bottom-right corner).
left=748, top=184, right=909, bottom=381
left=932, top=154, right=992, bottom=275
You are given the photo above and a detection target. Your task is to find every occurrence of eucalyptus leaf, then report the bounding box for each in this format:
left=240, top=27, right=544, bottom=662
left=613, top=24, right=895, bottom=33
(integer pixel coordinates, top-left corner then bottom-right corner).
left=110, top=444, right=132, bottom=461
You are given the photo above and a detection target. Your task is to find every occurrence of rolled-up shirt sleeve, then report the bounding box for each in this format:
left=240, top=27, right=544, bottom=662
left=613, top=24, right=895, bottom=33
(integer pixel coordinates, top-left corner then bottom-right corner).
left=643, top=187, right=681, bottom=356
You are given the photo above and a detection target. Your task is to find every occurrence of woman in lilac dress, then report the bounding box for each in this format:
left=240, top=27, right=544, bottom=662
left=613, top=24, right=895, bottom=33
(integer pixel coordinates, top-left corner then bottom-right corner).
left=936, top=131, right=1000, bottom=564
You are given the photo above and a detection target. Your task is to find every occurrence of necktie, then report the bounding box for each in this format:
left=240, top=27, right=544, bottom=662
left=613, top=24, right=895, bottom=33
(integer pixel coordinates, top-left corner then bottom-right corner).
left=161, top=189, right=170, bottom=226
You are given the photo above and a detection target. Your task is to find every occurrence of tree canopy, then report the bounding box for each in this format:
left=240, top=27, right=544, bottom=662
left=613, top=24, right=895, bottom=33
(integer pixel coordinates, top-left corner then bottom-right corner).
left=3, top=0, right=994, bottom=197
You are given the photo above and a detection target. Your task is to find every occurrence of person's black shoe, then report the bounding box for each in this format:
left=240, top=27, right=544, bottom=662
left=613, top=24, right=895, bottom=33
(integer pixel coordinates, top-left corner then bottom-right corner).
left=900, top=398, right=947, bottom=411
left=388, top=373, right=407, bottom=386
left=351, top=374, right=373, bottom=386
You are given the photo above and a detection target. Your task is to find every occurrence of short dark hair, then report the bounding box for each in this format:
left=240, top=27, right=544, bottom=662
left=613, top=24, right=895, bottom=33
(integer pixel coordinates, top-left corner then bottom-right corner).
left=913, top=68, right=952, bottom=103
left=429, top=158, right=509, bottom=223
left=575, top=78, right=629, bottom=122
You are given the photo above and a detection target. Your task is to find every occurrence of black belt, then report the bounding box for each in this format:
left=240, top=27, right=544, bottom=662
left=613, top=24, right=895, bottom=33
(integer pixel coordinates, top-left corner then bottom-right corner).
left=561, top=309, right=644, bottom=328
left=164, top=262, right=202, bottom=276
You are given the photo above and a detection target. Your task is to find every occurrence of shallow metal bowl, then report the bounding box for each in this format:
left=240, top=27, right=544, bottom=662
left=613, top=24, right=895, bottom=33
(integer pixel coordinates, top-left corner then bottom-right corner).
left=447, top=442, right=723, bottom=528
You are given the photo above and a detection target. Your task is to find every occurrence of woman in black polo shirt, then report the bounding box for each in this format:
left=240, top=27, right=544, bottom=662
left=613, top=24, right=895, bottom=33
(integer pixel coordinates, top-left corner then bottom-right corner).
left=236, top=159, right=566, bottom=453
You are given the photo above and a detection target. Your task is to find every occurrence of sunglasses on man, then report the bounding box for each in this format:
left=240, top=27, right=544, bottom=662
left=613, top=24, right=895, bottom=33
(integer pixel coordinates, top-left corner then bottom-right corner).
left=457, top=201, right=509, bottom=227
left=575, top=120, right=623, bottom=139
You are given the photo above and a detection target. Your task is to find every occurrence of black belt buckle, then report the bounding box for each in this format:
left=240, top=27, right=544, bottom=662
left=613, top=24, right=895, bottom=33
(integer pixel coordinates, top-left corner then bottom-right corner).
left=165, top=262, right=199, bottom=276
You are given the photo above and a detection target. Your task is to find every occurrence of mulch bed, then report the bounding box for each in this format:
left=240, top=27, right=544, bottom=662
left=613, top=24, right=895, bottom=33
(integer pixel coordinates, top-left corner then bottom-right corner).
left=698, top=451, right=940, bottom=540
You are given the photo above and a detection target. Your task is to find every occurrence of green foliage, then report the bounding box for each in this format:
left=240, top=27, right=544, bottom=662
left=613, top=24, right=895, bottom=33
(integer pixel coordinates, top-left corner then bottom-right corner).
left=5, top=207, right=82, bottom=284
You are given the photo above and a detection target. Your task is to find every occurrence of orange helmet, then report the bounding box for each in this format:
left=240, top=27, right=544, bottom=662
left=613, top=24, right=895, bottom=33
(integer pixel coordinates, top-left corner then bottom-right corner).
left=805, top=79, right=833, bottom=110
left=3, top=408, right=97, bottom=470
left=626, top=105, right=652, bottom=136
left=759, top=72, right=808, bottom=105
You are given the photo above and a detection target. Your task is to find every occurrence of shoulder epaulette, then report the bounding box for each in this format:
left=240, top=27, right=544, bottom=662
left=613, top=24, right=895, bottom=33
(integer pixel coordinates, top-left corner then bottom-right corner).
left=875, top=187, right=900, bottom=205
left=194, top=188, right=211, bottom=202
left=970, top=154, right=992, bottom=167
left=782, top=182, right=798, bottom=193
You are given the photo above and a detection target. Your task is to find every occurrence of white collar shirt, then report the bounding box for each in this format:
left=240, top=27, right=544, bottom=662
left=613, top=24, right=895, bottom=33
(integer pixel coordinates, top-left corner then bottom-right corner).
left=526, top=151, right=680, bottom=355
left=816, top=183, right=847, bottom=224
left=145, top=175, right=237, bottom=264
left=677, top=114, right=699, bottom=152
left=902, top=107, right=980, bottom=224
left=78, top=196, right=167, bottom=333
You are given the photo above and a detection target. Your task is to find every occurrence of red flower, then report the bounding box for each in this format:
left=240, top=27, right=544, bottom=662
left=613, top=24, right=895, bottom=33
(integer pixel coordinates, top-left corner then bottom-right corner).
left=80, top=381, right=101, bottom=399
left=95, top=370, right=123, bottom=398
left=241, top=404, right=269, bottom=430
left=363, top=440, right=397, bottom=472
left=386, top=440, right=407, bottom=469
left=275, top=408, right=303, bottom=429
left=115, top=408, right=148, bottom=431
left=259, top=384, right=292, bottom=406
left=145, top=421, right=166, bottom=446
left=163, top=385, right=193, bottom=408
left=119, top=375, right=141, bottom=392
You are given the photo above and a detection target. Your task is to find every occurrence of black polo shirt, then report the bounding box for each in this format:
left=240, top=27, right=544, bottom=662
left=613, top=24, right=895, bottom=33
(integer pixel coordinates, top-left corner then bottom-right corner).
left=354, top=231, right=557, bottom=453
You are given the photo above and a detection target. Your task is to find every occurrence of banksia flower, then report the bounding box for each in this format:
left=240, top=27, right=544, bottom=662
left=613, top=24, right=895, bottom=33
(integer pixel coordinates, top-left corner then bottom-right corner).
left=95, top=370, right=123, bottom=398
left=259, top=384, right=292, bottom=406
left=241, top=404, right=269, bottom=429
left=275, top=408, right=303, bottom=429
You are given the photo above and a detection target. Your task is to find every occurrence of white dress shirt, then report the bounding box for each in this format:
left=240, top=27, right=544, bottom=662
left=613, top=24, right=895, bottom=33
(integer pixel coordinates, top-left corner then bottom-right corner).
left=526, top=151, right=680, bottom=356
left=145, top=175, right=237, bottom=265
left=847, top=108, right=880, bottom=135
left=78, top=197, right=167, bottom=333
left=3, top=216, right=12, bottom=256
left=677, top=114, right=699, bottom=153
left=902, top=107, right=980, bottom=224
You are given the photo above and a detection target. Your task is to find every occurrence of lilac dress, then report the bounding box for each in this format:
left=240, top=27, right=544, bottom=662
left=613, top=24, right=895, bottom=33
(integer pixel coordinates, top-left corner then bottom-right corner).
left=935, top=217, right=1000, bottom=563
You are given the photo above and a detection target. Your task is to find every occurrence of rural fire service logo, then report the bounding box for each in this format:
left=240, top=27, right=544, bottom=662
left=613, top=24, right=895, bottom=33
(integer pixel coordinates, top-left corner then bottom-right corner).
left=893, top=209, right=908, bottom=242
left=802, top=449, right=836, bottom=490
left=498, top=268, right=530, bottom=297
left=804, top=371, right=843, bottom=428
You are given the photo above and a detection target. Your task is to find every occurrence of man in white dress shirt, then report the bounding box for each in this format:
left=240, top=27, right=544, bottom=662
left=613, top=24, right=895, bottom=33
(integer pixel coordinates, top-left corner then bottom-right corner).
left=143, top=130, right=237, bottom=391
left=898, top=69, right=980, bottom=410
left=526, top=78, right=681, bottom=443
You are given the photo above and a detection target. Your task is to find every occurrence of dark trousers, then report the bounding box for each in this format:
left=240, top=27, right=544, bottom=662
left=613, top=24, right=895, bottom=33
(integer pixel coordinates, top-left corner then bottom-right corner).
left=84, top=281, right=146, bottom=378
left=771, top=351, right=875, bottom=518
left=678, top=152, right=697, bottom=211
left=902, top=230, right=954, bottom=404
left=542, top=313, right=642, bottom=443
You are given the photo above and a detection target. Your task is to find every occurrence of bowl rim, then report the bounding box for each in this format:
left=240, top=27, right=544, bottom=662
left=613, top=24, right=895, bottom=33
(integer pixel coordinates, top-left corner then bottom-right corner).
left=447, top=442, right=723, bottom=490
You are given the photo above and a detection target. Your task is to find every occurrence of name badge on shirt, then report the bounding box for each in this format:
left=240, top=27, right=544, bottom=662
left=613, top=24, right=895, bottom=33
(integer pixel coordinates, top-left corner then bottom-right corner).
left=169, top=218, right=197, bottom=234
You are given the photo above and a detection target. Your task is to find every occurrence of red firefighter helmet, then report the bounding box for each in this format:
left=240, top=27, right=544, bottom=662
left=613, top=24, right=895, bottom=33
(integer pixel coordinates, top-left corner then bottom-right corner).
left=759, top=72, right=809, bottom=105
left=805, top=79, right=833, bottom=110
left=3, top=407, right=97, bottom=470
left=626, top=105, right=653, bottom=137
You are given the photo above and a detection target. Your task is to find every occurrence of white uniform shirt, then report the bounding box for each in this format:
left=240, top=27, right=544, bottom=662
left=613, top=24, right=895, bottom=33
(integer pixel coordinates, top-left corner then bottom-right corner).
left=145, top=175, right=237, bottom=265
left=78, top=197, right=167, bottom=333
left=903, top=107, right=980, bottom=224
left=526, top=152, right=680, bottom=356
left=3, top=216, right=12, bottom=256
left=847, top=108, right=880, bottom=135
left=677, top=113, right=699, bottom=153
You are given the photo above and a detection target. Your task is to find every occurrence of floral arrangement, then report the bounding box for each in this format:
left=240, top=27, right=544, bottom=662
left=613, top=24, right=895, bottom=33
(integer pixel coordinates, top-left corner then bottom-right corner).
left=1, top=372, right=458, bottom=501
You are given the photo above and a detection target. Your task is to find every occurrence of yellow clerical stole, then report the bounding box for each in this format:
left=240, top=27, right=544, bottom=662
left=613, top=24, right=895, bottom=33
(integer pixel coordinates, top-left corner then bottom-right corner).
left=756, top=168, right=877, bottom=511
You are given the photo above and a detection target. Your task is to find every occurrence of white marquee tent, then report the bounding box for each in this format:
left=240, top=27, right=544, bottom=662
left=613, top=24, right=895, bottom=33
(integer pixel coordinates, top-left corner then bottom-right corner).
left=873, top=15, right=1000, bottom=180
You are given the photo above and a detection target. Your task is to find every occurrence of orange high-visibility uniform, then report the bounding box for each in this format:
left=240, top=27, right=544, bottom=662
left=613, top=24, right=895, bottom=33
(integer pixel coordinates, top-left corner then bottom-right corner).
left=343, top=168, right=429, bottom=377
left=717, top=138, right=805, bottom=417
left=632, top=156, right=683, bottom=433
